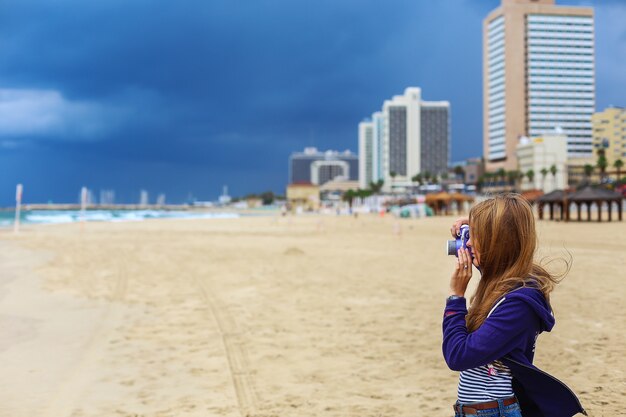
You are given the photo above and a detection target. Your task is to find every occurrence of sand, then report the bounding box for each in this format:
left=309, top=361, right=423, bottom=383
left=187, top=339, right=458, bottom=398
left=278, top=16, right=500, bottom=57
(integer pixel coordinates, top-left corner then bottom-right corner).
left=0, top=214, right=623, bottom=417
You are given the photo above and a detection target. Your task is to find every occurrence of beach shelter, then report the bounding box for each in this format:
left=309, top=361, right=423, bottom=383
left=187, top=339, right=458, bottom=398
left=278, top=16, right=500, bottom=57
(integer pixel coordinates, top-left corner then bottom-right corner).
left=537, top=189, right=569, bottom=221
left=448, top=192, right=475, bottom=215
left=568, top=186, right=623, bottom=222
left=425, top=192, right=452, bottom=215
left=424, top=192, right=473, bottom=215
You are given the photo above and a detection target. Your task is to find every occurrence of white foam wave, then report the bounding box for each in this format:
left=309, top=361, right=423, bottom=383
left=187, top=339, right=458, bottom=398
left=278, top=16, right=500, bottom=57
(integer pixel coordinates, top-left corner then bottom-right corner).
left=2, top=210, right=240, bottom=226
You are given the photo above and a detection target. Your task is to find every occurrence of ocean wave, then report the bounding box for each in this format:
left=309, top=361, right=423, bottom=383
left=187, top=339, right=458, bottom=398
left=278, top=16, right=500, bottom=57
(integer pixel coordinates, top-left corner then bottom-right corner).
left=0, top=210, right=240, bottom=227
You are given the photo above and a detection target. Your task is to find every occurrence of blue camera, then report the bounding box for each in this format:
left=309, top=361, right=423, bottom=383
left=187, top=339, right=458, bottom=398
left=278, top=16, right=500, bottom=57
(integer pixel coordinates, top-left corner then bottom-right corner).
left=447, top=224, right=472, bottom=257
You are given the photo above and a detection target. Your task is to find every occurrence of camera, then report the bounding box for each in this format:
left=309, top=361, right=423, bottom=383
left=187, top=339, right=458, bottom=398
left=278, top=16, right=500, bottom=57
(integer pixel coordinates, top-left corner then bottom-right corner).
left=447, top=224, right=472, bottom=258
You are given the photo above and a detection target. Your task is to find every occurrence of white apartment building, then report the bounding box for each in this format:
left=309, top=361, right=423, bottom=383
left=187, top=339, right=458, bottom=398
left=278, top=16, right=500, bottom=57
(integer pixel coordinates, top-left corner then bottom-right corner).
left=358, top=87, right=450, bottom=192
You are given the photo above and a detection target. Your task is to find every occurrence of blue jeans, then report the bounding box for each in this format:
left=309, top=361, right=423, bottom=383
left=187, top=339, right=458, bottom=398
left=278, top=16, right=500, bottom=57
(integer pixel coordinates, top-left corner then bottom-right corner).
left=454, top=398, right=522, bottom=417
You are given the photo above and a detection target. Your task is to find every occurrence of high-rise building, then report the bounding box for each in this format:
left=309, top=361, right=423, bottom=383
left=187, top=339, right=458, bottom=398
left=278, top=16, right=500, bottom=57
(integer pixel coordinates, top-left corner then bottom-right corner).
left=483, top=0, right=595, bottom=171
left=372, top=111, right=385, bottom=182
left=358, top=120, right=375, bottom=189
left=289, top=147, right=358, bottom=186
left=358, top=87, right=450, bottom=191
left=592, top=107, right=626, bottom=167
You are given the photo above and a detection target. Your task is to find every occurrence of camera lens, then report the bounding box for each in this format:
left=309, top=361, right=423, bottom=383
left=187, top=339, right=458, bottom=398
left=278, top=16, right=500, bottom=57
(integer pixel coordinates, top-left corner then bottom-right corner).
left=447, top=240, right=458, bottom=256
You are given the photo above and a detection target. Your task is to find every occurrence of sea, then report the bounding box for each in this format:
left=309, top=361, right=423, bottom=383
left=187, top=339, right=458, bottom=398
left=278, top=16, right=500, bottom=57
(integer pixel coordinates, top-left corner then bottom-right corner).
left=0, top=209, right=240, bottom=228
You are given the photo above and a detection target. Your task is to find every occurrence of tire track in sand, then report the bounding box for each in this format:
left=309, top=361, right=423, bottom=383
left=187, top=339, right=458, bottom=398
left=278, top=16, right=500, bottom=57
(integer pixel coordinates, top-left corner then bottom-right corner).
left=192, top=274, right=258, bottom=417
left=41, top=248, right=130, bottom=417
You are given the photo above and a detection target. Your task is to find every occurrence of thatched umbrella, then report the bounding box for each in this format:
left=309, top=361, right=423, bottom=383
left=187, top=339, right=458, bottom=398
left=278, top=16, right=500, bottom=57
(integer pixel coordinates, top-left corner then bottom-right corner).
left=425, top=192, right=452, bottom=215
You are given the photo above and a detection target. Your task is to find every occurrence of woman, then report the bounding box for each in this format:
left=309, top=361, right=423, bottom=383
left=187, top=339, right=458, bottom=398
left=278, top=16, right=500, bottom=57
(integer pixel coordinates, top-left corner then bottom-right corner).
left=442, top=194, right=586, bottom=417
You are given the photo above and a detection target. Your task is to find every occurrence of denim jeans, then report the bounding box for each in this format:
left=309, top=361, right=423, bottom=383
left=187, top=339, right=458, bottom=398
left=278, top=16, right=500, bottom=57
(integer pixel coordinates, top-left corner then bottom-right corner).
left=454, top=397, right=523, bottom=417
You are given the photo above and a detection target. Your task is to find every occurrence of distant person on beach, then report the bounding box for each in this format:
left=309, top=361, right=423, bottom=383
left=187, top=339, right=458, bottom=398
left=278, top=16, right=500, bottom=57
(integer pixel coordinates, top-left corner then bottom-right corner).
left=442, top=194, right=586, bottom=417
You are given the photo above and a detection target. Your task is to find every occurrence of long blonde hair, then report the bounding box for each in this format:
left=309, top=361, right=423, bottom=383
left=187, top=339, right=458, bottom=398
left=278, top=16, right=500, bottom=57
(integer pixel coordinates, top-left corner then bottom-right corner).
left=466, top=193, right=563, bottom=332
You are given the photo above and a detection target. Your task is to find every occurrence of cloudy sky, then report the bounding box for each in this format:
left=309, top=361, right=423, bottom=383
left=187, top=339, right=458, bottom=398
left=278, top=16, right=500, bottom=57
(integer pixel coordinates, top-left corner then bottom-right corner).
left=1, top=0, right=625, bottom=205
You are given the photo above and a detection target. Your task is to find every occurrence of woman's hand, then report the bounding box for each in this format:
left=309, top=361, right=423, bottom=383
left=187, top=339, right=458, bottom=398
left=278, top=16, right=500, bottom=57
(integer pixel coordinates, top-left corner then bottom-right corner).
left=450, top=217, right=469, bottom=238
left=449, top=248, right=473, bottom=297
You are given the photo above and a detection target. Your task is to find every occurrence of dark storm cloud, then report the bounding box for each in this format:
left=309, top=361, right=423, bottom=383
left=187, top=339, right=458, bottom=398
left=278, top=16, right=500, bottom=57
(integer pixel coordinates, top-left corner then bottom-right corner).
left=0, top=0, right=624, bottom=205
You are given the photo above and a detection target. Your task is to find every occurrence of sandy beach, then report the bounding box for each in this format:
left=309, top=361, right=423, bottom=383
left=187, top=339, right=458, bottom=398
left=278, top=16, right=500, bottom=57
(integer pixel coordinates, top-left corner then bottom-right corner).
left=0, top=214, right=624, bottom=417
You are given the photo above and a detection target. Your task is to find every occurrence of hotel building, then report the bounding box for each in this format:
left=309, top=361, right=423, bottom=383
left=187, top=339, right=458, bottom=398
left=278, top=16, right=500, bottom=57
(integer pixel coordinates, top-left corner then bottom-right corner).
left=289, top=147, right=359, bottom=186
left=358, top=87, right=450, bottom=191
left=484, top=0, right=595, bottom=171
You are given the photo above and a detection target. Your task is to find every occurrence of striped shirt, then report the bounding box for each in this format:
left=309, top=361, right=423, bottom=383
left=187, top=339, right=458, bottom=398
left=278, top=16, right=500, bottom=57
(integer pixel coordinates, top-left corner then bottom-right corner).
left=457, top=296, right=514, bottom=402
left=457, top=360, right=514, bottom=402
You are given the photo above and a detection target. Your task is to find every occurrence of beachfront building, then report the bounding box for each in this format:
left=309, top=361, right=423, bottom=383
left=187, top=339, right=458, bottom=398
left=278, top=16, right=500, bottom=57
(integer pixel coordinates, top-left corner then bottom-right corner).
left=320, top=179, right=361, bottom=202
left=289, top=147, right=358, bottom=186
left=592, top=107, right=626, bottom=167
left=358, top=87, right=450, bottom=192
left=286, top=183, right=320, bottom=212
left=516, top=133, right=568, bottom=192
left=483, top=0, right=595, bottom=172
left=457, top=157, right=485, bottom=186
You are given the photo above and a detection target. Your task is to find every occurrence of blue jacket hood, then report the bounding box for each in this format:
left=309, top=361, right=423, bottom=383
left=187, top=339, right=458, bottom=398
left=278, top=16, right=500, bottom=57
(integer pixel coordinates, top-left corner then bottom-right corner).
left=505, top=287, right=555, bottom=333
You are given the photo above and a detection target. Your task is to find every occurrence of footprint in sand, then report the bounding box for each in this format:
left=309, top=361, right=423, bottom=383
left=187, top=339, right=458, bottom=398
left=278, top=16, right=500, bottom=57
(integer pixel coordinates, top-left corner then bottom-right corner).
left=283, top=247, right=305, bottom=256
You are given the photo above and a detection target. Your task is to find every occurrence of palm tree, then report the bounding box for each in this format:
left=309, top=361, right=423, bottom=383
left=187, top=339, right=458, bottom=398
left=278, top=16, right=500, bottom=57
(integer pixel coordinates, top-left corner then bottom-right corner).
left=540, top=168, right=549, bottom=191
left=517, top=171, right=525, bottom=191
left=423, top=171, right=432, bottom=184
left=583, top=164, right=594, bottom=182
left=343, top=189, right=356, bottom=209
left=411, top=173, right=422, bottom=192
left=496, top=168, right=506, bottom=185
left=614, top=159, right=624, bottom=182
left=369, top=179, right=384, bottom=194
left=526, top=169, right=535, bottom=188
left=454, top=165, right=466, bottom=182
left=483, top=172, right=494, bottom=187
left=507, top=170, right=519, bottom=190
left=549, top=165, right=557, bottom=190
left=477, top=175, right=485, bottom=191
left=597, top=149, right=608, bottom=182
left=356, top=189, right=372, bottom=199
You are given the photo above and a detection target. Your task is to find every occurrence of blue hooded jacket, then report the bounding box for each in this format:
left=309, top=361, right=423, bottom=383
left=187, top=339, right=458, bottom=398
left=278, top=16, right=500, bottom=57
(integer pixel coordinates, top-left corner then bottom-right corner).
left=442, top=287, right=586, bottom=417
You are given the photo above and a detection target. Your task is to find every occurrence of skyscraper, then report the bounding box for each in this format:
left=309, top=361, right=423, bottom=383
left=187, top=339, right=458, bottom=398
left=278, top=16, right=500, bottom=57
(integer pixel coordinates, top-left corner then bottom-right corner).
left=358, top=87, right=450, bottom=191
left=483, top=0, right=594, bottom=171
